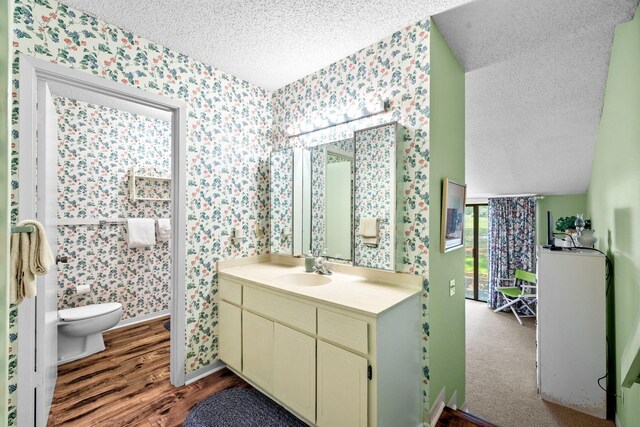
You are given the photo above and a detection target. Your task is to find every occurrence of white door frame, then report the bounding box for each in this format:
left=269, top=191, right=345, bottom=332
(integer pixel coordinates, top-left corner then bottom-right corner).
left=17, top=55, right=188, bottom=426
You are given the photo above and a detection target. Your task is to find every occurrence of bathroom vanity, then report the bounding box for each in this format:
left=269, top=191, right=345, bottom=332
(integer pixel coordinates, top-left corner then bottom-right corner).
left=244, top=120, right=419, bottom=425
left=218, top=255, right=422, bottom=427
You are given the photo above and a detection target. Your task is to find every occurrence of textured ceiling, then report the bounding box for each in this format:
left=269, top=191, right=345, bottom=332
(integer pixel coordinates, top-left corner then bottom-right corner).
left=58, top=0, right=639, bottom=197
left=59, top=0, right=472, bottom=90
left=434, top=0, right=639, bottom=197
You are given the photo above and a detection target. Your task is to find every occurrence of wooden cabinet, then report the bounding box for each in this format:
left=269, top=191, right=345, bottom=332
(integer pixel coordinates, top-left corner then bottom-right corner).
left=219, top=278, right=242, bottom=305
left=318, top=308, right=368, bottom=354
left=218, top=301, right=242, bottom=371
left=242, top=310, right=274, bottom=393
left=217, top=274, right=420, bottom=426
left=317, top=340, right=368, bottom=427
left=244, top=286, right=316, bottom=334
left=537, top=248, right=606, bottom=418
left=274, top=323, right=316, bottom=421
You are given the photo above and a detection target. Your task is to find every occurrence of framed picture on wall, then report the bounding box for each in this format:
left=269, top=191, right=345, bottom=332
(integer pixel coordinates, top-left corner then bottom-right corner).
left=440, top=178, right=467, bottom=253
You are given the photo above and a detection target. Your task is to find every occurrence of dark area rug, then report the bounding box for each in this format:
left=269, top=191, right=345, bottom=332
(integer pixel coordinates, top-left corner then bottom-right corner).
left=183, top=388, right=306, bottom=427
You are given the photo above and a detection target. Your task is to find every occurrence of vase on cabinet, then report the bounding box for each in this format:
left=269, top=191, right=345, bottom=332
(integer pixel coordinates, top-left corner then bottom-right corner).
left=578, top=229, right=597, bottom=248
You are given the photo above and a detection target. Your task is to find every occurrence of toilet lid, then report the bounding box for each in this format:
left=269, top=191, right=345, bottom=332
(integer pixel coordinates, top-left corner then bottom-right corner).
left=58, top=303, right=122, bottom=321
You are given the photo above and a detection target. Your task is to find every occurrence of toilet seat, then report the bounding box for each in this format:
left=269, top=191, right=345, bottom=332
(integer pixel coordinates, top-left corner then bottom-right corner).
left=58, top=303, right=122, bottom=322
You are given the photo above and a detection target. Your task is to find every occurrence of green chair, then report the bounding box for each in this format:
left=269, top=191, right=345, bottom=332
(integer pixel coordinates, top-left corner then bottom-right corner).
left=494, top=269, right=537, bottom=325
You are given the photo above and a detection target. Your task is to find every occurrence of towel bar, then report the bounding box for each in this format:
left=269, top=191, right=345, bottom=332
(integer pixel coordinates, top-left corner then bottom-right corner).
left=99, top=219, right=127, bottom=226
left=11, top=225, right=36, bottom=233
left=360, top=218, right=389, bottom=224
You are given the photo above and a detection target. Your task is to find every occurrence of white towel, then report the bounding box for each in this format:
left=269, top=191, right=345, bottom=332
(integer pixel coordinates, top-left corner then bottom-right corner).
left=359, top=217, right=379, bottom=247
left=10, top=220, right=54, bottom=304
left=127, top=218, right=156, bottom=248
left=156, top=218, right=171, bottom=242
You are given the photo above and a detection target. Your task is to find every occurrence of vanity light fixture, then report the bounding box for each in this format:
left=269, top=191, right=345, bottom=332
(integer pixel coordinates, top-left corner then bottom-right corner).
left=287, top=100, right=388, bottom=138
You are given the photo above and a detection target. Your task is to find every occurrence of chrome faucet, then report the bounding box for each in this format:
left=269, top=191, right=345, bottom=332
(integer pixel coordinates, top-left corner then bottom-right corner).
left=313, top=257, right=332, bottom=275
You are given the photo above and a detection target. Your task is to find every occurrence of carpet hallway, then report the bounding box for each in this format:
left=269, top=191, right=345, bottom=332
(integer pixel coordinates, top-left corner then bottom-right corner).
left=465, top=299, right=615, bottom=427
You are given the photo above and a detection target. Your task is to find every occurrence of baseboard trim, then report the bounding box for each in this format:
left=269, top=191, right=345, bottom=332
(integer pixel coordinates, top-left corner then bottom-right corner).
left=615, top=413, right=621, bottom=427
left=108, top=309, right=171, bottom=331
left=185, top=360, right=226, bottom=385
left=448, top=390, right=458, bottom=410
left=430, top=387, right=446, bottom=427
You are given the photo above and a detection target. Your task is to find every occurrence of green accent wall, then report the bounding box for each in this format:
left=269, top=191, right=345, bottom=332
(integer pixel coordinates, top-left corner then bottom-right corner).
left=428, top=18, right=466, bottom=410
left=535, top=194, right=587, bottom=245
left=1, top=0, right=12, bottom=422
left=588, top=6, right=640, bottom=425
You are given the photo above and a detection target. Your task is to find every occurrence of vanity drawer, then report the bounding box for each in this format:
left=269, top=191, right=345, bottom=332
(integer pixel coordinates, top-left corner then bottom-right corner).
left=318, top=309, right=368, bottom=354
left=244, top=287, right=316, bottom=334
left=219, top=277, right=242, bottom=305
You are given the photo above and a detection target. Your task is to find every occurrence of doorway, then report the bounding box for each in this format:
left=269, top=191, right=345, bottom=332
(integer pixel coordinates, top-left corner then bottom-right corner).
left=464, top=204, right=488, bottom=302
left=17, top=56, right=187, bottom=427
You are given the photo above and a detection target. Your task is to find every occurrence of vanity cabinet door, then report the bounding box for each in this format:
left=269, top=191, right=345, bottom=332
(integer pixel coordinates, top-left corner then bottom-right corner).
left=317, top=340, right=368, bottom=427
left=242, top=310, right=274, bottom=393
left=219, top=301, right=242, bottom=371
left=274, top=323, right=316, bottom=422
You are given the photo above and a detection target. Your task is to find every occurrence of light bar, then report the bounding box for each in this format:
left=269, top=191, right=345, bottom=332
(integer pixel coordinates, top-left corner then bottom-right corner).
left=286, top=100, right=388, bottom=138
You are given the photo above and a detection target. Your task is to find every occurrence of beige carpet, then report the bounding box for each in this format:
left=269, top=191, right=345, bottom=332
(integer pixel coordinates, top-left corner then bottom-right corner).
left=465, top=299, right=614, bottom=427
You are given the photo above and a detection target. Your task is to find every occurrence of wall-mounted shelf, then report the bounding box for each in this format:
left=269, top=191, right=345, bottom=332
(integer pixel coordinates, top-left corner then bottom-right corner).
left=128, top=167, right=171, bottom=202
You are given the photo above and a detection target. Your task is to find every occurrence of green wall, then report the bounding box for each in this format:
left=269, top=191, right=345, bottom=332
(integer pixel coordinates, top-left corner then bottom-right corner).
left=1, top=0, right=11, bottom=422
left=535, top=194, right=587, bottom=245
left=428, top=19, right=466, bottom=410
left=588, top=6, right=640, bottom=425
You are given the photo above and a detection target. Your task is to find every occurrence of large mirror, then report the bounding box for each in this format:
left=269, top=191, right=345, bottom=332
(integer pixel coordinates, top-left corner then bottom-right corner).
left=270, top=149, right=294, bottom=255
left=353, top=124, right=400, bottom=271
left=269, top=122, right=403, bottom=271
left=309, top=139, right=354, bottom=261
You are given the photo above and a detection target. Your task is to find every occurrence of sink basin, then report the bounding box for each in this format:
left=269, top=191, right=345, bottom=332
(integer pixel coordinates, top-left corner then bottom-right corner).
left=278, top=273, right=332, bottom=286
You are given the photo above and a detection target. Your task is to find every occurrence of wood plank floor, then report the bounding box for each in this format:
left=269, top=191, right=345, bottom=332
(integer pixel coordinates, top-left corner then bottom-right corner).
left=437, top=407, right=498, bottom=427
left=49, top=315, right=494, bottom=426
left=48, top=316, right=250, bottom=427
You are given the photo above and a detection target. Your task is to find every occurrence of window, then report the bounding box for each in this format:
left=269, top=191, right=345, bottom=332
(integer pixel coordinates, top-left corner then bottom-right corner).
left=465, top=205, right=489, bottom=302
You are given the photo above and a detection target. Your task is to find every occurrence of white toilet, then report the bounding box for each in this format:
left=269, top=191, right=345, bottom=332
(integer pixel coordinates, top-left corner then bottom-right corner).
left=57, top=302, right=123, bottom=364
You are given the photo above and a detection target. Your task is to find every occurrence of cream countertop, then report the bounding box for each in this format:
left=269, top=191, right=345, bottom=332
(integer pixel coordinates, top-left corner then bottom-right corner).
left=217, top=255, right=422, bottom=316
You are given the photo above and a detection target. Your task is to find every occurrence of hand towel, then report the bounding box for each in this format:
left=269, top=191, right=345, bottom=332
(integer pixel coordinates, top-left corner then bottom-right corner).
left=156, top=218, right=171, bottom=242
left=10, top=220, right=54, bottom=304
left=359, top=217, right=379, bottom=247
left=10, top=232, right=31, bottom=304
left=127, top=218, right=156, bottom=248
left=25, top=220, right=55, bottom=275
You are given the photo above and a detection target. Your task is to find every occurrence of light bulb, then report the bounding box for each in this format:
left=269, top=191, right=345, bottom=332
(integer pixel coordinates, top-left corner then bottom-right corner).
left=313, top=117, right=325, bottom=128
left=365, top=101, right=383, bottom=114
left=347, top=108, right=360, bottom=119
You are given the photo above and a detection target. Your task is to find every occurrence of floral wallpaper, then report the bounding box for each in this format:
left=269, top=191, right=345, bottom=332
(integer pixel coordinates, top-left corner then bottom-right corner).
left=7, top=1, right=434, bottom=422
left=310, top=138, right=354, bottom=259
left=354, top=123, right=397, bottom=270
left=271, top=20, right=432, bottom=418
left=55, top=97, right=172, bottom=319
left=269, top=149, right=293, bottom=254
left=9, top=0, right=272, bottom=424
